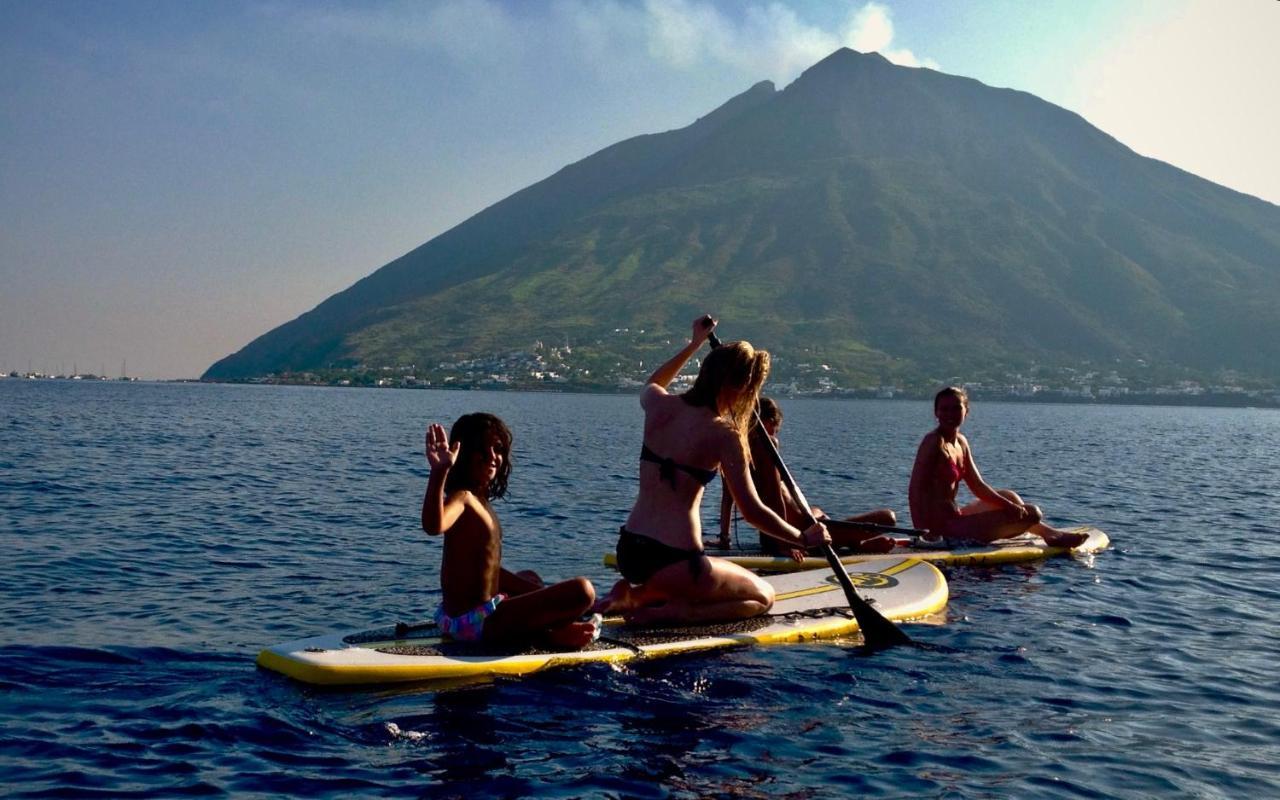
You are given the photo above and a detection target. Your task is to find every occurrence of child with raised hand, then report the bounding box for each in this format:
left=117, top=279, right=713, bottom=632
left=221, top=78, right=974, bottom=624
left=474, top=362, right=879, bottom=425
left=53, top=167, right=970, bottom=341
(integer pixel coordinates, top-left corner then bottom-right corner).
left=421, top=413, right=598, bottom=648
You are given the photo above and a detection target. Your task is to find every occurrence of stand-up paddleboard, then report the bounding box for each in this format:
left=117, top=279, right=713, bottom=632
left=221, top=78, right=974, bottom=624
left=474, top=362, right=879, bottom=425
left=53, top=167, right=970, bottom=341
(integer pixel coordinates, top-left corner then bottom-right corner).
left=257, top=557, right=947, bottom=687
left=604, top=526, right=1109, bottom=573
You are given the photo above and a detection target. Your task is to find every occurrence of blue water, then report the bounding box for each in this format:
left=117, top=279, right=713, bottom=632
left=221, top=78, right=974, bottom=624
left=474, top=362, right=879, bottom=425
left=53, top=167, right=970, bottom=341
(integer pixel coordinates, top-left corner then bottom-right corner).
left=2, top=380, right=1278, bottom=797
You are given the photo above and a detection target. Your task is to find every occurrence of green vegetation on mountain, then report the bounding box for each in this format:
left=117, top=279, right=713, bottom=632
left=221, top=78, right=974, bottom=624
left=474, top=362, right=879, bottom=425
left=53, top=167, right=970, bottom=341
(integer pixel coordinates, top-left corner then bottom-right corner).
left=203, top=49, right=1280, bottom=390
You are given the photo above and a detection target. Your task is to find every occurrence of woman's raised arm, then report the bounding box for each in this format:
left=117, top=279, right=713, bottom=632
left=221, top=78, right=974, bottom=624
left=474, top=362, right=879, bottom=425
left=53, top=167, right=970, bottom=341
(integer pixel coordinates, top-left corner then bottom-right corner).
left=645, top=316, right=716, bottom=388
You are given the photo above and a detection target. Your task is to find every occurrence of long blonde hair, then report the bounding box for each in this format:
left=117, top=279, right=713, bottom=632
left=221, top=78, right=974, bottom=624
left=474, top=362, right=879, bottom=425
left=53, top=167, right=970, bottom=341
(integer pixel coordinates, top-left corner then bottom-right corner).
left=682, top=341, right=771, bottom=437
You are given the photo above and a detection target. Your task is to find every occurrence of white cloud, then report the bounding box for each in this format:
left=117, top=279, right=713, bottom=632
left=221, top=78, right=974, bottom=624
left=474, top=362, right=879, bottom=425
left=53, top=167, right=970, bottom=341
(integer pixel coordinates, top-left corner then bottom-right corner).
left=843, top=3, right=939, bottom=69
left=285, top=0, right=939, bottom=85
left=883, top=48, right=940, bottom=70
left=735, top=3, right=847, bottom=78
left=844, top=2, right=893, bottom=52
left=637, top=0, right=939, bottom=82
left=644, top=0, right=735, bottom=68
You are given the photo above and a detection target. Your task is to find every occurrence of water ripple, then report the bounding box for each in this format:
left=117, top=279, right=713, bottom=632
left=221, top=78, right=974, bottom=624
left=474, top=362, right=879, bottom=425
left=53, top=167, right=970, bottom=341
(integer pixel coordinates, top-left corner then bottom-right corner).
left=2, top=383, right=1279, bottom=797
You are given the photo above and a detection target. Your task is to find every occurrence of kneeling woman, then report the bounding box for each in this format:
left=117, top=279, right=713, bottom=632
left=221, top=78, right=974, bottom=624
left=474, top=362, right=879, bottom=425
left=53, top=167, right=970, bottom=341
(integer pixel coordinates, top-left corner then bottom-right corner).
left=908, top=386, right=1087, bottom=548
left=596, top=317, right=829, bottom=625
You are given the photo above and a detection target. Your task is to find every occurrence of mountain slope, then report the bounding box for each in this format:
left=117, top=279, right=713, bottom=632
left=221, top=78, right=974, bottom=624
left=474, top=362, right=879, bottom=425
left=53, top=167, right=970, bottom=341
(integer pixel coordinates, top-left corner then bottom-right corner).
left=204, top=49, right=1280, bottom=386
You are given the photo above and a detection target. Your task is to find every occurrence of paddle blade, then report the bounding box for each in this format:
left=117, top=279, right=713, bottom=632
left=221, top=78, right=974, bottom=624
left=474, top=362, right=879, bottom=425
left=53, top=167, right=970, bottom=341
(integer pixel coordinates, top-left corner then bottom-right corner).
left=822, top=544, right=912, bottom=651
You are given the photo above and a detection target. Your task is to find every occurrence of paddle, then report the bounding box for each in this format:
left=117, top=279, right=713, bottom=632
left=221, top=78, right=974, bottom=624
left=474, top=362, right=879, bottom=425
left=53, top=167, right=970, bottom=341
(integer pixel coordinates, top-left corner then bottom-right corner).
left=822, top=518, right=930, bottom=539
left=706, top=324, right=912, bottom=651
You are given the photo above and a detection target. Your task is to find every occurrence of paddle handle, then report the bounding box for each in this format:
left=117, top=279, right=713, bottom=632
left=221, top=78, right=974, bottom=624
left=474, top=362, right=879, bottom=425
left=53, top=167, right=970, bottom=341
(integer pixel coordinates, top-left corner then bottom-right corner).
left=705, top=328, right=722, bottom=351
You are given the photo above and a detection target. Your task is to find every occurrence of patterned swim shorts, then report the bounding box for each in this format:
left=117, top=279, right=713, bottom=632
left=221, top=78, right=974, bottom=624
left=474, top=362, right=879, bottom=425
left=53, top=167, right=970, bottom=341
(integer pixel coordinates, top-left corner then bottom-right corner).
left=434, top=594, right=507, bottom=642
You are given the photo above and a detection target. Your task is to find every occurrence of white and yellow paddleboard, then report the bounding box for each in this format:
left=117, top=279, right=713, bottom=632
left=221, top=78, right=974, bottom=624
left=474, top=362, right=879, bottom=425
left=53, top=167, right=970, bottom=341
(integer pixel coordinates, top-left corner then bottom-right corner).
left=607, top=526, right=1110, bottom=573
left=257, top=557, right=947, bottom=687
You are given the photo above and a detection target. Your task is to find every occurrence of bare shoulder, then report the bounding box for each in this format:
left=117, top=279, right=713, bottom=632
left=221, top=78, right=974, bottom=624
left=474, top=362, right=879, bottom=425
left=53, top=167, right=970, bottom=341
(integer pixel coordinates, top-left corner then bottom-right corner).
left=640, top=382, right=669, bottom=409
left=916, top=430, right=941, bottom=453
left=445, top=487, right=475, bottom=503
left=444, top=489, right=500, bottom=535
left=710, top=417, right=745, bottom=453
left=444, top=488, right=484, bottom=516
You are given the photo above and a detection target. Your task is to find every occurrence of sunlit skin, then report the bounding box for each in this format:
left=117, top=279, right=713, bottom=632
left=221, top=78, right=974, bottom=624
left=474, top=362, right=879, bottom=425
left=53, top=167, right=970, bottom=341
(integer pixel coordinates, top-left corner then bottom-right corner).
left=908, top=390, right=1088, bottom=548
left=718, top=405, right=897, bottom=555
left=594, top=316, right=830, bottom=625
left=422, top=420, right=598, bottom=648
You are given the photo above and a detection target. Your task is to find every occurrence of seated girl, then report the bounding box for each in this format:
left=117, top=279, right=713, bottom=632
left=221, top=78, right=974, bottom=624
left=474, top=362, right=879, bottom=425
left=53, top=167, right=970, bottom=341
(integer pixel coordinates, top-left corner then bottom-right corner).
left=908, top=387, right=1088, bottom=548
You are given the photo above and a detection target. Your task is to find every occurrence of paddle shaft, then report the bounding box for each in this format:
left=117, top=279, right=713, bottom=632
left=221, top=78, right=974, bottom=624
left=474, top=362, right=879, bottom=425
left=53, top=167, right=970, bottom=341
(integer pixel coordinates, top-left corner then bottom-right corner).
left=825, top=519, right=930, bottom=538
left=706, top=329, right=926, bottom=537
left=824, top=518, right=930, bottom=540
left=705, top=326, right=911, bottom=649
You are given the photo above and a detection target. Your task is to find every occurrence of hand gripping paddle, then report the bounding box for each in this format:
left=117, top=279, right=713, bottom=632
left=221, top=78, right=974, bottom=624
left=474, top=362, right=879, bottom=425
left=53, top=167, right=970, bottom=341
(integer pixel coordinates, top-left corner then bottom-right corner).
left=704, top=320, right=912, bottom=650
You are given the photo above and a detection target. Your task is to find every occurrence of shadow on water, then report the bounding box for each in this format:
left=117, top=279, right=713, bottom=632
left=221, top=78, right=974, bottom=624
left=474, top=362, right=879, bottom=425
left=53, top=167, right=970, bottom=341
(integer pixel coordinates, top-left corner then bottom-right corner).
left=870, top=639, right=961, bottom=655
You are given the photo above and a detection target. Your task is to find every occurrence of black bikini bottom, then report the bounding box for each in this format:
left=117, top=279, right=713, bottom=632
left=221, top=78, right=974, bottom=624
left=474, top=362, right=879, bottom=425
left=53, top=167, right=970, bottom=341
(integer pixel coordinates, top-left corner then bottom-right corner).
left=616, top=527, right=705, bottom=585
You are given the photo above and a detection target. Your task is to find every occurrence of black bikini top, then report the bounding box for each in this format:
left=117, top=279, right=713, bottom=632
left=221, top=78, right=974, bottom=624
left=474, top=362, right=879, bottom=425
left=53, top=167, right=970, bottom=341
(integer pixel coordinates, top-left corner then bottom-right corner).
left=640, top=443, right=718, bottom=489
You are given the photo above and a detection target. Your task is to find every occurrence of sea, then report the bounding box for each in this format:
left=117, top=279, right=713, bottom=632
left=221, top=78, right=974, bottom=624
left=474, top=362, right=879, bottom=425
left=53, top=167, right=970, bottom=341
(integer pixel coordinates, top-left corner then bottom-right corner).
left=2, top=379, right=1277, bottom=798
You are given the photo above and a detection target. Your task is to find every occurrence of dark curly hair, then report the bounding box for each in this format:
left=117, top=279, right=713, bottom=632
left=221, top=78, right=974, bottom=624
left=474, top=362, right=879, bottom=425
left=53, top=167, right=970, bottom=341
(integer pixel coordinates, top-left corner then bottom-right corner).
left=444, top=413, right=512, bottom=500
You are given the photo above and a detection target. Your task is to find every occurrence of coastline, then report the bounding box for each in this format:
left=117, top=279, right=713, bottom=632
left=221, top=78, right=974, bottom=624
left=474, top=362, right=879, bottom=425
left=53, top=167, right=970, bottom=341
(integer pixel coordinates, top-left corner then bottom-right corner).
left=8, top=373, right=1276, bottom=409
left=191, top=378, right=1280, bottom=410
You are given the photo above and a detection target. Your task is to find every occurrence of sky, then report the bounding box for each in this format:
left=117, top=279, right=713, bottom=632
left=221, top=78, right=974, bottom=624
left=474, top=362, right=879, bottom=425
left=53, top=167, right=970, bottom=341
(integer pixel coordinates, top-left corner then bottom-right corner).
left=2, top=0, right=1277, bottom=379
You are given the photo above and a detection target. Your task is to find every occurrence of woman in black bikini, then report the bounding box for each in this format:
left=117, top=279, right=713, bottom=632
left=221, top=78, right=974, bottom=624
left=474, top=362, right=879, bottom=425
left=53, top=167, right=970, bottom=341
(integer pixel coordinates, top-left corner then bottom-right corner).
left=595, top=316, right=829, bottom=625
left=908, top=386, right=1088, bottom=548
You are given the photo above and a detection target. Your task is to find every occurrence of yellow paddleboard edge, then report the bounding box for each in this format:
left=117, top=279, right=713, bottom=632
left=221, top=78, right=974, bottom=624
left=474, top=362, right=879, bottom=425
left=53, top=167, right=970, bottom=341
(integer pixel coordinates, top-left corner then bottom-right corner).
left=257, top=558, right=947, bottom=687
left=635, top=526, right=1111, bottom=573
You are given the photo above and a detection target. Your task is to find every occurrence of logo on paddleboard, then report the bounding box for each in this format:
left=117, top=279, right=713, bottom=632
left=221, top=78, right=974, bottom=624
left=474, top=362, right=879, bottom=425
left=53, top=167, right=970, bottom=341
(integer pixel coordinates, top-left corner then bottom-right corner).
left=826, top=572, right=898, bottom=590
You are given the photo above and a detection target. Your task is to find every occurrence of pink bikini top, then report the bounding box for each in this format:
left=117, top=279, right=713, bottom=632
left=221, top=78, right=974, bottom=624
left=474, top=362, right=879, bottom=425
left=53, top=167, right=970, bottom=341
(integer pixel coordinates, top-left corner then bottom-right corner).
left=940, top=455, right=965, bottom=485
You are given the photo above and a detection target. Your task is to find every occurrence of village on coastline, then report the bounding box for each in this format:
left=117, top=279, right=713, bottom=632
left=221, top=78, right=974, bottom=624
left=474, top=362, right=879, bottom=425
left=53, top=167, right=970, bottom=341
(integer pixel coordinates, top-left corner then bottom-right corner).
left=238, top=370, right=1277, bottom=408
left=9, top=352, right=1277, bottom=409
left=5, top=370, right=139, bottom=382
left=203, top=338, right=1280, bottom=408
left=9, top=336, right=1277, bottom=408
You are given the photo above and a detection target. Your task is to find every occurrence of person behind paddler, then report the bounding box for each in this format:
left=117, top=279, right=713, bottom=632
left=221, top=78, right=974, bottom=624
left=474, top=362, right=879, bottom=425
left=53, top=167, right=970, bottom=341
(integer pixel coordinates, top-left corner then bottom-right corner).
left=718, top=396, right=899, bottom=556
left=908, top=386, right=1088, bottom=548
left=593, top=316, right=829, bottom=625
